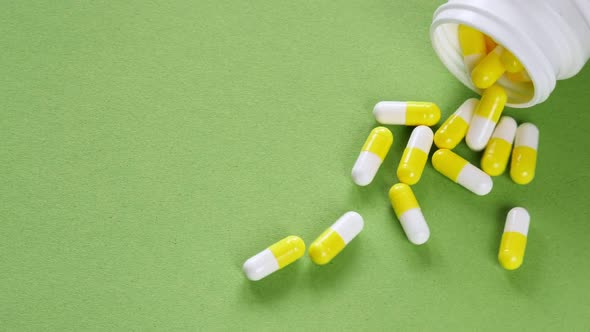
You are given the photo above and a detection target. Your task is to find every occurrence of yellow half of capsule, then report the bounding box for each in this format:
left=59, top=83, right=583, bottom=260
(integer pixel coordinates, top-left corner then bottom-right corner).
left=432, top=149, right=468, bottom=182
left=484, top=35, right=497, bottom=53
left=388, top=183, right=419, bottom=216
left=475, top=85, right=507, bottom=122
left=505, top=71, right=531, bottom=83
left=308, top=229, right=346, bottom=265
left=500, top=49, right=524, bottom=73
left=481, top=138, right=512, bottom=176
left=458, top=25, right=486, bottom=56
left=269, top=236, right=306, bottom=269
left=405, top=102, right=441, bottom=126
left=510, top=146, right=537, bottom=185
left=471, top=47, right=506, bottom=89
left=361, top=126, right=393, bottom=160
left=498, top=232, right=527, bottom=270
left=397, top=147, right=428, bottom=185
left=434, top=114, right=470, bottom=149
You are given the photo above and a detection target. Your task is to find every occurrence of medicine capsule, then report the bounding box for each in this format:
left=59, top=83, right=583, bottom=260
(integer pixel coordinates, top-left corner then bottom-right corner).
left=373, top=101, right=441, bottom=126
left=500, top=49, right=524, bottom=73
left=434, top=98, right=477, bottom=149
left=388, top=183, right=429, bottom=245
left=510, top=123, right=539, bottom=185
left=397, top=126, right=433, bottom=185
left=471, top=45, right=506, bottom=89
left=458, top=25, right=487, bottom=71
left=243, top=235, right=305, bottom=281
left=432, top=149, right=493, bottom=196
left=309, top=211, right=364, bottom=265
left=481, top=116, right=517, bottom=176
left=466, top=84, right=507, bottom=151
left=351, top=127, right=393, bottom=186
left=498, top=207, right=530, bottom=270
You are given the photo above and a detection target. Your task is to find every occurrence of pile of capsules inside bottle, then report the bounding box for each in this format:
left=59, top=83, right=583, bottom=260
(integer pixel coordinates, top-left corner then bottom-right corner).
left=243, top=25, right=537, bottom=281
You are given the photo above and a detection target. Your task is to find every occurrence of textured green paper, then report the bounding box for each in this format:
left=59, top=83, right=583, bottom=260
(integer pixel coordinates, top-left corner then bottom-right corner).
left=2, top=1, right=590, bottom=330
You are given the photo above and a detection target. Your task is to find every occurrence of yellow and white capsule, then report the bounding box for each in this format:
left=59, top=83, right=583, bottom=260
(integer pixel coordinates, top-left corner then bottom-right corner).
left=481, top=116, right=517, bottom=176
left=434, top=98, right=478, bottom=149
left=351, top=127, right=393, bottom=186
left=466, top=84, right=507, bottom=151
left=500, top=49, right=524, bottom=73
left=309, top=211, right=364, bottom=265
left=458, top=25, right=487, bottom=71
left=389, top=183, right=429, bottom=245
left=397, top=126, right=433, bottom=185
left=498, top=207, right=530, bottom=270
left=510, top=123, right=539, bottom=185
left=243, top=236, right=305, bottom=281
left=432, top=149, right=493, bottom=196
left=373, top=101, right=441, bottom=126
left=471, top=45, right=506, bottom=89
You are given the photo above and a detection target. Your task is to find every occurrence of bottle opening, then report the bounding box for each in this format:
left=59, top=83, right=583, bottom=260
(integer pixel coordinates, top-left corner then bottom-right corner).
left=431, top=22, right=535, bottom=108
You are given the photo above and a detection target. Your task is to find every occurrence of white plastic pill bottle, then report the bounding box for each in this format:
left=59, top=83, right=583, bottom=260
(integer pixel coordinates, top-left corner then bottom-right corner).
left=430, top=0, right=590, bottom=107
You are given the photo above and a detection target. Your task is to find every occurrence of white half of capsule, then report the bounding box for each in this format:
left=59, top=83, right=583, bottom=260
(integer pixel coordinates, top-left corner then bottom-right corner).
left=455, top=98, right=478, bottom=122
left=466, top=115, right=497, bottom=151
left=351, top=151, right=382, bottom=186
left=373, top=101, right=407, bottom=124
left=407, top=126, right=433, bottom=153
left=399, top=208, right=430, bottom=245
left=514, top=123, right=539, bottom=149
left=243, top=249, right=279, bottom=281
left=331, top=211, right=364, bottom=243
left=504, top=207, right=530, bottom=235
left=491, top=116, right=517, bottom=143
left=458, top=164, right=494, bottom=196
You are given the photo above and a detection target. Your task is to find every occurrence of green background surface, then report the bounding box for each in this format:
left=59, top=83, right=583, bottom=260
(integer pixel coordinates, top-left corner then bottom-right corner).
left=2, top=1, right=590, bottom=330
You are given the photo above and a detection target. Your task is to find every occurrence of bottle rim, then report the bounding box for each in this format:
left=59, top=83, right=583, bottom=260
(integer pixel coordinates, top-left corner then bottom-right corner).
left=430, top=2, right=556, bottom=108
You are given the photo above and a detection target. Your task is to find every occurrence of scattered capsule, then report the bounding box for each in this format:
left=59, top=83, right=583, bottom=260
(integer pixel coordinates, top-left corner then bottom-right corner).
left=434, top=98, right=477, bottom=149
left=373, top=101, right=441, bottom=126
left=498, top=207, right=530, bottom=270
left=388, top=183, right=430, bottom=245
left=510, top=123, right=539, bottom=185
left=397, top=126, right=433, bottom=185
left=466, top=84, right=507, bottom=151
left=481, top=116, right=517, bottom=176
left=432, top=149, right=493, bottom=196
left=471, top=45, right=506, bottom=89
left=483, top=34, right=497, bottom=53
left=243, top=236, right=305, bottom=281
left=505, top=70, right=531, bottom=83
left=500, top=49, right=524, bottom=73
left=458, top=25, right=487, bottom=71
left=309, top=211, right=364, bottom=265
left=351, top=127, right=393, bottom=186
